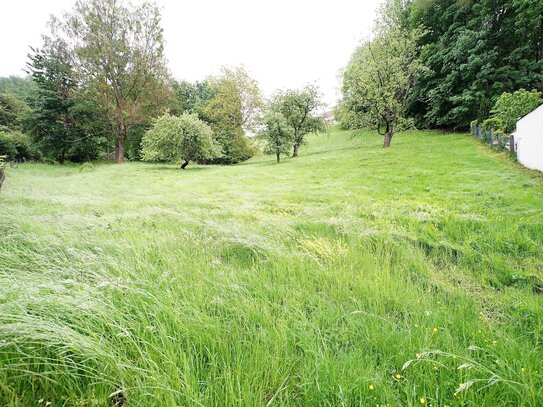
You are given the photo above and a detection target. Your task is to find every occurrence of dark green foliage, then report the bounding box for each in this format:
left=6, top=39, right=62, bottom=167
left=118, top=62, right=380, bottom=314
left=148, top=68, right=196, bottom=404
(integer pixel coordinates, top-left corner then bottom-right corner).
left=407, top=0, right=543, bottom=128
left=24, top=48, right=106, bottom=163
left=171, top=80, right=216, bottom=119
left=0, top=91, right=28, bottom=130
left=207, top=126, right=256, bottom=165
left=0, top=131, right=37, bottom=161
left=125, top=125, right=150, bottom=161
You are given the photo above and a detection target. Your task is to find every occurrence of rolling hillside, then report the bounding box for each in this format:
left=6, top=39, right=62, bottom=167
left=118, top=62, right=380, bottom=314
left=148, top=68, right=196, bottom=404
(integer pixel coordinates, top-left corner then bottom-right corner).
left=1, top=127, right=542, bottom=406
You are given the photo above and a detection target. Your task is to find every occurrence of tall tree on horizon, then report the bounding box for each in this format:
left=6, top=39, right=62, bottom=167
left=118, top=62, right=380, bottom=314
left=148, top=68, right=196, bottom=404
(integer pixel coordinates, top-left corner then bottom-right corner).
left=46, top=0, right=170, bottom=163
left=24, top=45, right=106, bottom=163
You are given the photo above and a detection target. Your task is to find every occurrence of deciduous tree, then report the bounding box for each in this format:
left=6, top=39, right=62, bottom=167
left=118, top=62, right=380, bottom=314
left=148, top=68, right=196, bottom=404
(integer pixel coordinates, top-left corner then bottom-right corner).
left=340, top=27, right=422, bottom=147
left=141, top=112, right=221, bottom=169
left=203, top=66, right=262, bottom=164
left=260, top=112, right=292, bottom=163
left=48, top=0, right=170, bottom=163
left=270, top=85, right=325, bottom=157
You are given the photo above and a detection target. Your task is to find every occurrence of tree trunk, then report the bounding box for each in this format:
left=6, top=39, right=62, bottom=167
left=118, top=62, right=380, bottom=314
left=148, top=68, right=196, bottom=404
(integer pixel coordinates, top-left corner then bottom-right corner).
left=113, top=122, right=127, bottom=163
left=0, top=168, right=5, bottom=191
left=180, top=160, right=189, bottom=170
left=383, top=132, right=393, bottom=148
left=292, top=144, right=300, bottom=157
left=114, top=137, right=125, bottom=163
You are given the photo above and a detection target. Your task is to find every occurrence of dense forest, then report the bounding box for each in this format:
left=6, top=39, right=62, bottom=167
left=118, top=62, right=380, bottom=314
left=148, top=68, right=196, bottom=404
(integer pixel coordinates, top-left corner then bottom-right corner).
left=338, top=0, right=543, bottom=133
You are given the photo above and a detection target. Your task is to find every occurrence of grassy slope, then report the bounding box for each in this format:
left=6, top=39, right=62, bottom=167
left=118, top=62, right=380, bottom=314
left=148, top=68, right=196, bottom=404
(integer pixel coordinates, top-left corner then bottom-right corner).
left=0, top=128, right=542, bottom=406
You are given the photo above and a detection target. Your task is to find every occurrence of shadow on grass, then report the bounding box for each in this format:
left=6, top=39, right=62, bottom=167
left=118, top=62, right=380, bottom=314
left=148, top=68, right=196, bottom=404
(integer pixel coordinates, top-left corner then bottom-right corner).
left=146, top=165, right=212, bottom=173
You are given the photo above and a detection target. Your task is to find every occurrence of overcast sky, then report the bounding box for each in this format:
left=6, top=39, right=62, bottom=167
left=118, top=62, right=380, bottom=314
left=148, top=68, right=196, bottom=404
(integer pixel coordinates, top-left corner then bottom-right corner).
left=0, top=0, right=381, bottom=107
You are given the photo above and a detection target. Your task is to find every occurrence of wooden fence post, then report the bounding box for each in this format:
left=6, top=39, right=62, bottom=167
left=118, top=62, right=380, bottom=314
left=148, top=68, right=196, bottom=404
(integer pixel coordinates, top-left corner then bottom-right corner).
left=509, top=135, right=515, bottom=153
left=490, top=129, right=495, bottom=145
left=498, top=133, right=503, bottom=147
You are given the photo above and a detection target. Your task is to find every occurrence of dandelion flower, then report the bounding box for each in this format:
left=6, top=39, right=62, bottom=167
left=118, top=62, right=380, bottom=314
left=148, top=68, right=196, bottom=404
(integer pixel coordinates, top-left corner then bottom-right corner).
left=420, top=397, right=426, bottom=404
left=432, top=327, right=438, bottom=333
left=369, top=384, right=374, bottom=390
left=521, top=368, right=526, bottom=372
left=395, top=373, right=401, bottom=379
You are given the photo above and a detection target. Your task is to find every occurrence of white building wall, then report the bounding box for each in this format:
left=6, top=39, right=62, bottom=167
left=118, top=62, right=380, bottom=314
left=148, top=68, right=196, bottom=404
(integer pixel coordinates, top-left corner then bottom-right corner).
left=516, top=104, right=543, bottom=172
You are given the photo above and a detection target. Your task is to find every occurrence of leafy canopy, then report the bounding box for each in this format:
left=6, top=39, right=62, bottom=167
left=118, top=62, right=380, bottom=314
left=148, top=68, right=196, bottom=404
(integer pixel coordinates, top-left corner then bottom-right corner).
left=340, top=26, right=422, bottom=144
left=260, top=112, right=293, bottom=163
left=269, top=85, right=325, bottom=156
left=406, top=0, right=543, bottom=128
left=141, top=112, right=221, bottom=165
left=24, top=46, right=106, bottom=163
left=491, top=89, right=542, bottom=133
left=48, top=0, right=170, bottom=162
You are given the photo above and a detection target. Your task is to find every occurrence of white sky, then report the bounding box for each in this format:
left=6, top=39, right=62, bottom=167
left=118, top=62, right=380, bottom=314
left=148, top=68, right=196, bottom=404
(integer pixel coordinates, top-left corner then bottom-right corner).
left=0, top=0, right=381, bottom=108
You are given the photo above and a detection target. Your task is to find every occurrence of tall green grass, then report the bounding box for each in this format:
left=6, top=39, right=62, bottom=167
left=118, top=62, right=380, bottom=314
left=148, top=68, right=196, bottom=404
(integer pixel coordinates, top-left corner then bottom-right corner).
left=1, top=128, right=542, bottom=405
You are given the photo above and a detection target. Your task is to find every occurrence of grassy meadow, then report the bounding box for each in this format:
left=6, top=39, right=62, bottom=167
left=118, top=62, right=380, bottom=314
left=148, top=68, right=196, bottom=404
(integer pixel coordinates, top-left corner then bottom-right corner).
left=1, top=127, right=543, bottom=406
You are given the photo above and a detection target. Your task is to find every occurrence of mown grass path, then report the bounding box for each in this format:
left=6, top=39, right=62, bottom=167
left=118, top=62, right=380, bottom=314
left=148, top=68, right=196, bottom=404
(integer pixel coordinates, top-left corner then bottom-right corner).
left=1, top=128, right=542, bottom=405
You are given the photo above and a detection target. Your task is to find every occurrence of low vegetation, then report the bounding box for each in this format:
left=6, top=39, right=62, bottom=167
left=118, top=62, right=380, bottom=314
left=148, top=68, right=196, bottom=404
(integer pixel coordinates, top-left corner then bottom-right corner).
left=1, top=127, right=542, bottom=405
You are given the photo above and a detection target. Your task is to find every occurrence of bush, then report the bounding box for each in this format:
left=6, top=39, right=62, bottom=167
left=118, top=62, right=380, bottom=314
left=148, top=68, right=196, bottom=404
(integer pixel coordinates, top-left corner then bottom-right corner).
left=0, top=91, right=27, bottom=129
left=207, top=127, right=256, bottom=165
left=0, top=131, right=37, bottom=161
left=491, top=89, right=542, bottom=133
left=396, top=117, right=417, bottom=132
left=482, top=117, right=505, bottom=133
left=470, top=119, right=479, bottom=134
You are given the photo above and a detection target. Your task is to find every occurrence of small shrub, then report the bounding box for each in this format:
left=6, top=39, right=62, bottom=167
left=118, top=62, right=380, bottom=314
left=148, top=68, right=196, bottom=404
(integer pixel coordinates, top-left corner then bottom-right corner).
left=491, top=89, right=542, bottom=133
left=0, top=130, right=37, bottom=161
left=0, top=131, right=17, bottom=159
left=396, top=117, right=417, bottom=132
left=482, top=117, right=504, bottom=133
left=470, top=119, right=479, bottom=134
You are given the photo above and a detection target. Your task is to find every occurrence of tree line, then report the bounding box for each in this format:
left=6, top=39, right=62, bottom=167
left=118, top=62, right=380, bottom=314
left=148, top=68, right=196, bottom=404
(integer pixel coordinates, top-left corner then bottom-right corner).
left=0, top=0, right=325, bottom=167
left=338, top=0, right=543, bottom=146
